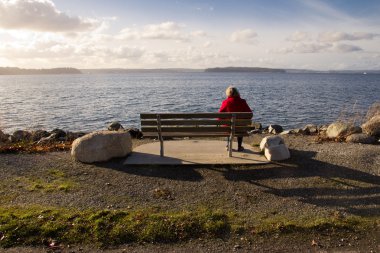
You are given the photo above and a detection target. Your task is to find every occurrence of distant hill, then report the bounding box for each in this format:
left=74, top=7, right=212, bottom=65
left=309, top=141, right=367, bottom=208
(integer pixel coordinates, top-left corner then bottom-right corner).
left=205, top=67, right=286, bottom=73
left=80, top=68, right=202, bottom=74
left=0, top=67, right=82, bottom=75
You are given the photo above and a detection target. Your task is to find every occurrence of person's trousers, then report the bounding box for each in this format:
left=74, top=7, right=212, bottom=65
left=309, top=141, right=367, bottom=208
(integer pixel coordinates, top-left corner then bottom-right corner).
left=226, top=136, right=243, bottom=149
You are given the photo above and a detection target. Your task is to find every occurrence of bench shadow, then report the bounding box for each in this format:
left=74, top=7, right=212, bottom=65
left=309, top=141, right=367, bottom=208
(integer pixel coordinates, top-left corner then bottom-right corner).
left=218, top=149, right=380, bottom=217
left=94, top=156, right=204, bottom=182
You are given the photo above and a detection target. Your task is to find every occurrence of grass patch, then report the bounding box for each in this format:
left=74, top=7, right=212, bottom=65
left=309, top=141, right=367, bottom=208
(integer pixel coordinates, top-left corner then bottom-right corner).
left=0, top=207, right=230, bottom=248
left=13, top=169, right=76, bottom=192
left=0, top=206, right=378, bottom=248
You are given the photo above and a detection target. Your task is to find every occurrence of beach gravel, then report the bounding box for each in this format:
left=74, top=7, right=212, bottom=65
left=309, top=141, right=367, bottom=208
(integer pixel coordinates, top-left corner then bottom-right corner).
left=0, top=135, right=379, bottom=252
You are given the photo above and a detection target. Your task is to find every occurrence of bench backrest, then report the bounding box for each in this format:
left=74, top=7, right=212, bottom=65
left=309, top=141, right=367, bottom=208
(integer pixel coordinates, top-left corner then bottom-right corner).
left=140, top=112, right=253, bottom=138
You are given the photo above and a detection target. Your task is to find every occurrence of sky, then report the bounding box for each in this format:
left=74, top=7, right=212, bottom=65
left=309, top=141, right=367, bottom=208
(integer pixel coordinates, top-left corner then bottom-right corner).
left=0, top=0, right=380, bottom=70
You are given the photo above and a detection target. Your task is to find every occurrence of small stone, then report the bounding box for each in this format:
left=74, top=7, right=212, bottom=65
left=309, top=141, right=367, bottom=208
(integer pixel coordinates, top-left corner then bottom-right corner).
left=233, top=244, right=241, bottom=250
left=31, top=130, right=50, bottom=142
left=126, top=128, right=143, bottom=139
left=11, top=130, right=32, bottom=142
left=105, top=183, right=111, bottom=186
left=108, top=121, right=124, bottom=131
left=268, top=124, right=283, bottom=134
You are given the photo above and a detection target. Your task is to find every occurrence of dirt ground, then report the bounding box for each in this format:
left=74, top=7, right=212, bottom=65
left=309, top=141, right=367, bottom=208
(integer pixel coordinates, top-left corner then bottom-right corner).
left=0, top=135, right=379, bottom=252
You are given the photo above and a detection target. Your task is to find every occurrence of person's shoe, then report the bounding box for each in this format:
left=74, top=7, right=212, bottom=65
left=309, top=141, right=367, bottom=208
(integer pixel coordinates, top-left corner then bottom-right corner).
left=238, top=146, right=244, bottom=152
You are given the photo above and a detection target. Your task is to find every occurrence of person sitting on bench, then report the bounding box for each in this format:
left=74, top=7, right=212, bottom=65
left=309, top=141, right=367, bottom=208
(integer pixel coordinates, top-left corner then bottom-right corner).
left=219, top=86, right=252, bottom=152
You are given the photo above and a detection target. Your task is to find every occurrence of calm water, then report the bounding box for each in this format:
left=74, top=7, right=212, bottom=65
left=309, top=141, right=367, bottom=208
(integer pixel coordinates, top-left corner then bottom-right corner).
left=0, top=72, right=379, bottom=133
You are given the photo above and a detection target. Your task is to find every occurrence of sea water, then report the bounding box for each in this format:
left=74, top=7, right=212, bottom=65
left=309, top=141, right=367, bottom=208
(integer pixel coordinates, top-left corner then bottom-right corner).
left=0, top=72, right=379, bottom=133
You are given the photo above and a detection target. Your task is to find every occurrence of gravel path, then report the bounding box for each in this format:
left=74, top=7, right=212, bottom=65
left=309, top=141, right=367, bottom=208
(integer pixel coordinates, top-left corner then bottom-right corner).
left=0, top=135, right=379, bottom=252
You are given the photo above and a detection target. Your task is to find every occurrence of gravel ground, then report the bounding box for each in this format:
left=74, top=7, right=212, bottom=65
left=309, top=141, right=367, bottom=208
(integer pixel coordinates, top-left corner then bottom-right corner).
left=0, top=135, right=379, bottom=252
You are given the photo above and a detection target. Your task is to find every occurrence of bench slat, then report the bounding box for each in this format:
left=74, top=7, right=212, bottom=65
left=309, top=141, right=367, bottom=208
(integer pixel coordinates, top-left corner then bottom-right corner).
left=141, top=119, right=252, bottom=126
left=142, top=132, right=249, bottom=138
left=141, top=126, right=252, bottom=133
left=140, top=112, right=252, bottom=119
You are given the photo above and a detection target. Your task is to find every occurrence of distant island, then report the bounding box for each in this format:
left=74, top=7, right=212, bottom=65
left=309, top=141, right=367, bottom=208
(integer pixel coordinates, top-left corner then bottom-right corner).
left=205, top=67, right=286, bottom=73
left=1, top=66, right=379, bottom=75
left=0, top=67, right=82, bottom=75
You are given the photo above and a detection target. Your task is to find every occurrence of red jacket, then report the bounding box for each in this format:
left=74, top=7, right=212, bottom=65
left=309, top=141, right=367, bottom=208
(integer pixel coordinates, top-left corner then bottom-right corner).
left=219, top=96, right=252, bottom=114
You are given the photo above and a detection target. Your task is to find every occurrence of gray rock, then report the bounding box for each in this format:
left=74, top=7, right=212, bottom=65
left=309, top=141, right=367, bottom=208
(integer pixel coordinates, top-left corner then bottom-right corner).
left=0, top=130, right=10, bottom=143
left=318, top=125, right=328, bottom=132
left=71, top=130, right=132, bottom=163
left=66, top=131, right=87, bottom=141
left=303, top=124, right=318, bottom=134
left=268, top=124, right=283, bottom=134
left=50, top=129, right=66, bottom=138
left=31, top=130, right=50, bottom=142
left=126, top=128, right=143, bottom=139
left=293, top=128, right=305, bottom=134
left=108, top=121, right=124, bottom=131
left=346, top=133, right=377, bottom=144
left=11, top=130, right=32, bottom=142
left=280, top=130, right=292, bottom=135
left=362, top=115, right=380, bottom=137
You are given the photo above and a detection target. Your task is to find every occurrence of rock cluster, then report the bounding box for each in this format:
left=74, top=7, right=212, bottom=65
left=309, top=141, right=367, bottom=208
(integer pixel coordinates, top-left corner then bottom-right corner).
left=0, top=128, right=86, bottom=144
left=251, top=119, right=379, bottom=145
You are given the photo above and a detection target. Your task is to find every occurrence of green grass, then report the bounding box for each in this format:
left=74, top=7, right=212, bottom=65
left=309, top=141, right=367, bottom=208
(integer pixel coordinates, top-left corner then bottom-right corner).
left=0, top=206, right=378, bottom=248
left=0, top=207, right=229, bottom=248
left=12, top=169, right=76, bottom=192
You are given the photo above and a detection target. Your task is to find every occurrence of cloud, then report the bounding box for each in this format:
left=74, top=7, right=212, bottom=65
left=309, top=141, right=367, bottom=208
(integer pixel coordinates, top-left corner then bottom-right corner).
left=286, top=31, right=311, bottom=42
left=230, top=29, right=257, bottom=44
left=117, top=22, right=192, bottom=42
left=274, top=42, right=362, bottom=54
left=332, top=43, right=362, bottom=53
left=318, top=32, right=380, bottom=42
left=141, top=21, right=189, bottom=41
left=191, top=30, right=207, bottom=37
left=108, top=46, right=145, bottom=59
left=0, top=0, right=97, bottom=32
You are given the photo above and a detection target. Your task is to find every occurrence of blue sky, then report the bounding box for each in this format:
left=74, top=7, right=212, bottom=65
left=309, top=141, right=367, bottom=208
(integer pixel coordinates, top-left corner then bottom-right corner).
left=1, top=0, right=380, bottom=70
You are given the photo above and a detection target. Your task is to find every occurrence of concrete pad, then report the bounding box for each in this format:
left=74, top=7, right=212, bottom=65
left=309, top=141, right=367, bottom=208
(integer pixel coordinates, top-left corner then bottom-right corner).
left=124, top=140, right=269, bottom=165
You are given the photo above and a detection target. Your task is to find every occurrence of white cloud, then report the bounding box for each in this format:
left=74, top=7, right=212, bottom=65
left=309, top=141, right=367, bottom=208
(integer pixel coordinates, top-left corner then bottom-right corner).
left=0, top=0, right=98, bottom=32
left=141, top=21, right=189, bottom=42
left=191, top=30, right=207, bottom=37
left=318, top=32, right=380, bottom=42
left=106, top=46, right=145, bottom=59
left=117, top=22, right=193, bottom=42
left=273, top=42, right=362, bottom=54
left=286, top=31, right=311, bottom=42
left=230, top=29, right=257, bottom=44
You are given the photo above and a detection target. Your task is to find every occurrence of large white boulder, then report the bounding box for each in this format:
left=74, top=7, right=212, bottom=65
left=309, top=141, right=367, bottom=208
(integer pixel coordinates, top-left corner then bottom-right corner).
left=71, top=130, right=132, bottom=163
left=259, top=136, right=290, bottom=161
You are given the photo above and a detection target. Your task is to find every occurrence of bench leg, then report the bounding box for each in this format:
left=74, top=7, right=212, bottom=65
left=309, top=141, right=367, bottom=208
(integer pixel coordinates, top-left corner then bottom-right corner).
left=228, top=135, right=233, bottom=157
left=160, top=138, right=164, bottom=157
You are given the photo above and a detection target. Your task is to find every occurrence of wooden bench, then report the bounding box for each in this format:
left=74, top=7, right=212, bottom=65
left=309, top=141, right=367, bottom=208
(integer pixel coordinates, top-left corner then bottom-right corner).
left=140, top=112, right=253, bottom=157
